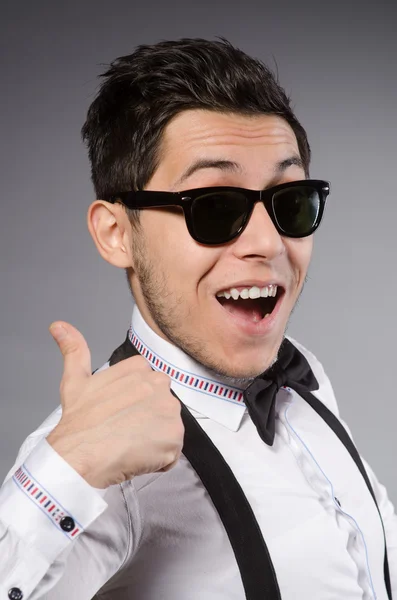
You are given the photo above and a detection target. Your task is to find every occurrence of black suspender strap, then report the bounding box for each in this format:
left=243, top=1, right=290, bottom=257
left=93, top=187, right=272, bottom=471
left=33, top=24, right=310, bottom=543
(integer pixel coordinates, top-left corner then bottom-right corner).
left=102, top=332, right=392, bottom=600
left=178, top=399, right=281, bottom=599
left=107, top=333, right=282, bottom=599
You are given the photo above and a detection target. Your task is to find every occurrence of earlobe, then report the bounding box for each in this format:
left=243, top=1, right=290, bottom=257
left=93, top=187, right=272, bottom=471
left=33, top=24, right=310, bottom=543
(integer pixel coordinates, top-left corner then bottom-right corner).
left=86, top=200, right=132, bottom=268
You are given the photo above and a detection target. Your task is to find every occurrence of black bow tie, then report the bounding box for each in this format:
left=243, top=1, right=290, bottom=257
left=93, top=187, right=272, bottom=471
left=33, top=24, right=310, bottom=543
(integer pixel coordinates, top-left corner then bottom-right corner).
left=243, top=338, right=319, bottom=446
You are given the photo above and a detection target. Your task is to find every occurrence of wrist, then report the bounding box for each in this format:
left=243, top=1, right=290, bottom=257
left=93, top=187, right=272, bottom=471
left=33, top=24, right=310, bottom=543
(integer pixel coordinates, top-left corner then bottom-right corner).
left=46, top=431, right=102, bottom=487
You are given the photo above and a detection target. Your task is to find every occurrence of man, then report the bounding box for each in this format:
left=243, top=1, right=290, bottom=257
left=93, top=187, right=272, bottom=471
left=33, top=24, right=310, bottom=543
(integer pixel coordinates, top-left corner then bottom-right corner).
left=0, top=37, right=395, bottom=600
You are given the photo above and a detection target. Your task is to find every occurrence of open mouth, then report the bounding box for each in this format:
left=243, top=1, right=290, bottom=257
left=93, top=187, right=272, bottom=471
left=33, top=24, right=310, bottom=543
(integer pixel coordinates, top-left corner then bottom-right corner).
left=215, top=285, right=283, bottom=323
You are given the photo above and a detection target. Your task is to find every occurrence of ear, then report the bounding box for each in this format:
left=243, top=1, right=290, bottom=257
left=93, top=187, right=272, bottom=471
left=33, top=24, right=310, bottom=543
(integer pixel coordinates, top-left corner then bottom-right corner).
left=86, top=200, right=134, bottom=269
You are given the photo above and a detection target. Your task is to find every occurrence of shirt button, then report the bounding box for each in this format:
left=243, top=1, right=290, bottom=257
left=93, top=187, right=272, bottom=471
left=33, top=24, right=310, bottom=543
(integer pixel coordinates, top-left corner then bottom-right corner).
left=60, top=516, right=75, bottom=532
left=8, top=588, right=23, bottom=600
left=334, top=497, right=342, bottom=508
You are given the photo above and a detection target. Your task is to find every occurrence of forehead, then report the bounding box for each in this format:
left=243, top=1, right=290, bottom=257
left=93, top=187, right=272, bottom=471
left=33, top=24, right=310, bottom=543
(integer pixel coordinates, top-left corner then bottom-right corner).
left=164, top=109, right=298, bottom=147
left=157, top=109, right=300, bottom=182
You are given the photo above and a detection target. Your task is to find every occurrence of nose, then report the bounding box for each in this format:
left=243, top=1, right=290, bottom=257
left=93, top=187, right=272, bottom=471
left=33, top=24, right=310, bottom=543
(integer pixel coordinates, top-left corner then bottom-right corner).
left=231, top=201, right=285, bottom=261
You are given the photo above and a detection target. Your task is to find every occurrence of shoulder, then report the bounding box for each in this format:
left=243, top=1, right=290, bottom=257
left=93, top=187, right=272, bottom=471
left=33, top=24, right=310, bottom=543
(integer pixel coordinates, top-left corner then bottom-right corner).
left=285, top=335, right=340, bottom=418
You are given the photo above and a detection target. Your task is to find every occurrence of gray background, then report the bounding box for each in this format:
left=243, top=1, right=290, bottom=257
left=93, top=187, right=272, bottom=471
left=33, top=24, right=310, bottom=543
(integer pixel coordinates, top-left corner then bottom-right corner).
left=1, top=0, right=396, bottom=500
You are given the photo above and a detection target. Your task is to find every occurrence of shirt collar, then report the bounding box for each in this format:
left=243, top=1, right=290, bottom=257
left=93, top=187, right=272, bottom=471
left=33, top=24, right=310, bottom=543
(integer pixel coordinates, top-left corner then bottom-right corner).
left=130, top=303, right=247, bottom=432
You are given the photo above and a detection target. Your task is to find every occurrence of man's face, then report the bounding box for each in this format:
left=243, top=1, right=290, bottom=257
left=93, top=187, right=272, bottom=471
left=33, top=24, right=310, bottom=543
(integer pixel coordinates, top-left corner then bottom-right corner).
left=129, top=109, right=312, bottom=380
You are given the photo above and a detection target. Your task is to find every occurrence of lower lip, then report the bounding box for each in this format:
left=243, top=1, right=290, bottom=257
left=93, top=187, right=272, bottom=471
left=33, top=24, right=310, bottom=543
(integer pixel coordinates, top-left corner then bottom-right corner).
left=214, top=292, right=285, bottom=337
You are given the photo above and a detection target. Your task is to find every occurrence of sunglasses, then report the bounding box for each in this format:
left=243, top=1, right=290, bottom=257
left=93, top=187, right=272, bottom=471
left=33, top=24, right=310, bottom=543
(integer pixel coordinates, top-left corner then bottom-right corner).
left=103, top=179, right=330, bottom=245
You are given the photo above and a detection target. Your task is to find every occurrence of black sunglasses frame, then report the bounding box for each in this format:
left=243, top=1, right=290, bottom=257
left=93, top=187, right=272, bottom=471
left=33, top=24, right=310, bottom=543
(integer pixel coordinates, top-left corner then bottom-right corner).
left=103, top=179, right=330, bottom=245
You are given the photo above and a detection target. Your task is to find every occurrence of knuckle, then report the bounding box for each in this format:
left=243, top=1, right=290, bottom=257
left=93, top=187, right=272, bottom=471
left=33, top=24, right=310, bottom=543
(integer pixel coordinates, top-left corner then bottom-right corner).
left=161, top=446, right=182, bottom=471
left=129, top=355, right=150, bottom=369
left=175, top=427, right=185, bottom=451
left=173, top=397, right=183, bottom=414
left=175, top=421, right=185, bottom=442
left=151, top=371, right=170, bottom=385
left=160, top=394, right=180, bottom=415
left=167, top=449, right=180, bottom=465
left=138, top=380, right=154, bottom=396
left=177, top=412, right=185, bottom=429
left=169, top=399, right=182, bottom=420
left=174, top=446, right=183, bottom=461
left=159, top=462, right=173, bottom=473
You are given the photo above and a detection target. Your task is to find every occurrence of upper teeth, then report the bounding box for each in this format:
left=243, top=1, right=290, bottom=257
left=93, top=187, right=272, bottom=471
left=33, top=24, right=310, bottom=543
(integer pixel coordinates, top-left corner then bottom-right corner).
left=216, top=285, right=278, bottom=300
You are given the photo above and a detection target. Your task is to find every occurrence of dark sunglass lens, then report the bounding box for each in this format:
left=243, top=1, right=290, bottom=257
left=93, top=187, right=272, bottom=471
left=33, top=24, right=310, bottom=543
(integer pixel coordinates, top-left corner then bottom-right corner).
left=192, top=191, right=248, bottom=243
left=272, top=186, right=321, bottom=236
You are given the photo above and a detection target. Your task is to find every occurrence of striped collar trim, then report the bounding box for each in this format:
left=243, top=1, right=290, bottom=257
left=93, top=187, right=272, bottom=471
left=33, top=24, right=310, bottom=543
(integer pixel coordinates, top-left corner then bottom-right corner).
left=128, top=327, right=246, bottom=407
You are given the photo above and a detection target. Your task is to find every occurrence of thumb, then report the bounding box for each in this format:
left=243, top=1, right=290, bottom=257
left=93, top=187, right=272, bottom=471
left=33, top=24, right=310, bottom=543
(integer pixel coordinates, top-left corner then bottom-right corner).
left=49, top=321, right=92, bottom=403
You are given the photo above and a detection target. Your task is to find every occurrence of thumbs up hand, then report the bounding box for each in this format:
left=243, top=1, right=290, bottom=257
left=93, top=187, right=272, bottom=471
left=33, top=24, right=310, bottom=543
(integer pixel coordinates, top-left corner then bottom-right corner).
left=46, top=322, right=185, bottom=489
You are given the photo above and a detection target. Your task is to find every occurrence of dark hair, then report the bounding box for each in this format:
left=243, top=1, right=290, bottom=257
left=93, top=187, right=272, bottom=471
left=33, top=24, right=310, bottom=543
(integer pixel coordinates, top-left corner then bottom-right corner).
left=81, top=37, right=311, bottom=229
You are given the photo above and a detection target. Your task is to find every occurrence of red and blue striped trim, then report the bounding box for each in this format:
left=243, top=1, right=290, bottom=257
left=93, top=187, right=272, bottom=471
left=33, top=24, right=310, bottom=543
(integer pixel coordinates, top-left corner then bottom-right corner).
left=129, top=328, right=245, bottom=405
left=13, top=465, right=81, bottom=539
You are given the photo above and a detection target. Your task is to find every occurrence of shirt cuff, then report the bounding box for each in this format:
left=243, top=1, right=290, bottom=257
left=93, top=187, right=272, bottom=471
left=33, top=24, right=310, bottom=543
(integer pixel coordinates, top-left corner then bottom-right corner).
left=0, top=436, right=109, bottom=563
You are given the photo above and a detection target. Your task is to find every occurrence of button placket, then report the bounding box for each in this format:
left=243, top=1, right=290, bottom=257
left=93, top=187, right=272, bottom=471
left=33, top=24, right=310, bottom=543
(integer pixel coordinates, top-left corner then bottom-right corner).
left=279, top=392, right=377, bottom=599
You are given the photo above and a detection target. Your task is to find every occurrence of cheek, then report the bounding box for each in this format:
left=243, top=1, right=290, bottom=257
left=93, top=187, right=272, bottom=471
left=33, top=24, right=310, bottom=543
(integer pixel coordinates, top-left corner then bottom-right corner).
left=142, top=209, right=187, bottom=254
left=285, top=237, right=313, bottom=276
left=141, top=209, right=218, bottom=284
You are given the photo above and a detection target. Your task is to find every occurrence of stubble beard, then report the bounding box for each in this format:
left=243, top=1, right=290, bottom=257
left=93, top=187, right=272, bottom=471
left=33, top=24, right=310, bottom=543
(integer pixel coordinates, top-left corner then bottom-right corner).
left=132, top=236, right=304, bottom=387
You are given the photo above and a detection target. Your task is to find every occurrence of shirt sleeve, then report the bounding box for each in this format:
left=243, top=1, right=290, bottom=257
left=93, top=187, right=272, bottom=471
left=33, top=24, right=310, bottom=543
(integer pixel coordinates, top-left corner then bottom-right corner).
left=0, top=434, right=111, bottom=599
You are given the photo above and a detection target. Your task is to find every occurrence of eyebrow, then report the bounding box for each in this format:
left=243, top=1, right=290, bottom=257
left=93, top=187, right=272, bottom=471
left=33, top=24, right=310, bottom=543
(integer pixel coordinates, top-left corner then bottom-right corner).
left=173, top=155, right=305, bottom=188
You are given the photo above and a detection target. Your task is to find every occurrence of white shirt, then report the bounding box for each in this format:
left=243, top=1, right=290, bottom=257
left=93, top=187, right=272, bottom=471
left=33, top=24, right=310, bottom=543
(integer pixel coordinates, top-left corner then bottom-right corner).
left=1, top=304, right=396, bottom=600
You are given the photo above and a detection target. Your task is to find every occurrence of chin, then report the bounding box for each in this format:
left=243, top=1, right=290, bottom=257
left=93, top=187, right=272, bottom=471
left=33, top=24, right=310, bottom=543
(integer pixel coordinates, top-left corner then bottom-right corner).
left=215, top=354, right=276, bottom=382
left=219, top=342, right=279, bottom=375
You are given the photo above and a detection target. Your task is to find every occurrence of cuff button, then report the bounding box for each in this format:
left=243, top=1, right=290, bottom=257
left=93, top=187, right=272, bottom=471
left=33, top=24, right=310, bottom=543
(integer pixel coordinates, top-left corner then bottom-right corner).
left=8, top=588, right=23, bottom=600
left=60, top=516, right=75, bottom=532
